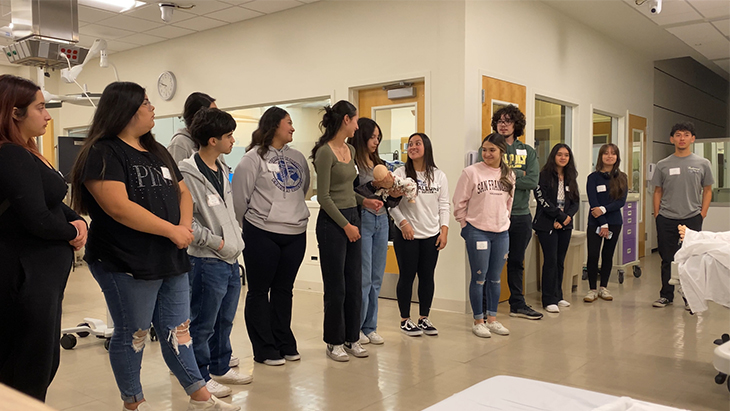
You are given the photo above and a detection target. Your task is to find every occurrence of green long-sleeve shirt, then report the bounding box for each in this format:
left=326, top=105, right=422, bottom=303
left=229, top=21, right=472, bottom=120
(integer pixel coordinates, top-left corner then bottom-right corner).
left=313, top=143, right=364, bottom=227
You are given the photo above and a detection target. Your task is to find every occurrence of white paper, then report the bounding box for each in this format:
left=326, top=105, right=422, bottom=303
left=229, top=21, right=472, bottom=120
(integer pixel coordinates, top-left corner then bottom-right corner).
left=207, top=194, right=221, bottom=207
left=161, top=166, right=172, bottom=180
left=516, top=149, right=527, bottom=156
left=669, top=167, right=680, bottom=175
left=267, top=163, right=279, bottom=172
left=476, top=241, right=489, bottom=250
left=597, top=185, right=607, bottom=192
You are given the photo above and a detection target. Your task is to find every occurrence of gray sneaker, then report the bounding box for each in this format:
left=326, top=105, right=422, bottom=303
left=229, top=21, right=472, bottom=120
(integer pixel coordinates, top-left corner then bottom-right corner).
left=343, top=341, right=369, bottom=358
left=652, top=298, right=672, bottom=308
left=326, top=344, right=349, bottom=362
left=509, top=305, right=543, bottom=320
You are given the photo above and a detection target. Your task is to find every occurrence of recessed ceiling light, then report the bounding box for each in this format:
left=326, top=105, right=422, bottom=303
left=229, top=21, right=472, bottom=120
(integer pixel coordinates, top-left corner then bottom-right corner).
left=78, top=0, right=146, bottom=13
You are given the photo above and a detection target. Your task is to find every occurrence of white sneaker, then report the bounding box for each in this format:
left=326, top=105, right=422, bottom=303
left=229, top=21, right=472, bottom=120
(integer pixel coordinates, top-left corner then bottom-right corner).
left=210, top=369, right=253, bottom=385
left=485, top=321, right=510, bottom=336
left=598, top=287, right=613, bottom=301
left=344, top=341, right=369, bottom=358
left=472, top=323, right=491, bottom=338
left=187, top=396, right=240, bottom=411
left=261, top=358, right=285, bottom=366
left=122, top=402, right=153, bottom=411
left=326, top=344, right=349, bottom=362
left=205, top=379, right=232, bottom=398
left=359, top=331, right=370, bottom=345
left=584, top=290, right=598, bottom=302
left=228, top=356, right=239, bottom=368
left=366, top=331, right=384, bottom=345
left=558, top=300, right=571, bottom=307
left=284, top=354, right=301, bottom=361
left=545, top=304, right=560, bottom=313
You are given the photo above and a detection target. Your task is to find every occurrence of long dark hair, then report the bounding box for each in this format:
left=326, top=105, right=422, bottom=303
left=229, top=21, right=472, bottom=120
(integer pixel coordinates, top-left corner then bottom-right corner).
left=404, top=132, right=437, bottom=185
left=247, top=106, right=289, bottom=159
left=596, top=143, right=627, bottom=200
left=71, top=82, right=179, bottom=214
left=542, top=143, right=579, bottom=202
left=482, top=133, right=513, bottom=196
left=310, top=100, right=357, bottom=159
left=347, top=118, right=383, bottom=171
left=0, top=75, right=43, bottom=158
left=183, top=92, right=215, bottom=128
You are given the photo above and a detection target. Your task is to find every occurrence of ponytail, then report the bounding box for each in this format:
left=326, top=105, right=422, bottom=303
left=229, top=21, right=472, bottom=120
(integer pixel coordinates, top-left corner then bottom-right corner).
left=311, top=100, right=357, bottom=159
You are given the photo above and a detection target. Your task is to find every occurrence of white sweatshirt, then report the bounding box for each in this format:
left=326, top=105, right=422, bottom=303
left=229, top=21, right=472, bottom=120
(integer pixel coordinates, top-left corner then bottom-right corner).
left=390, top=167, right=450, bottom=239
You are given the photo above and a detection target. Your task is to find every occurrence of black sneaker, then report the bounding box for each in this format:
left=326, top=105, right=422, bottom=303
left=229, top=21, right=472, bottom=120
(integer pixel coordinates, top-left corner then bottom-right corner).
left=400, top=319, right=423, bottom=336
left=509, top=305, right=543, bottom=320
left=417, top=317, right=438, bottom=336
left=652, top=297, right=672, bottom=308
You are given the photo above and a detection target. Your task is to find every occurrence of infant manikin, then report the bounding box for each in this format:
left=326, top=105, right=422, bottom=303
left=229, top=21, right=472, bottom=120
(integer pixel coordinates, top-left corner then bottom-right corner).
left=372, top=164, right=418, bottom=203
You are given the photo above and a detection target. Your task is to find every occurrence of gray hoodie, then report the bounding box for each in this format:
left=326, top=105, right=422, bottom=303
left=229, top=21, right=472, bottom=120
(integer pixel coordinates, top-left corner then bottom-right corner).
left=168, top=128, right=228, bottom=169
left=179, top=155, right=244, bottom=263
left=232, top=145, right=310, bottom=235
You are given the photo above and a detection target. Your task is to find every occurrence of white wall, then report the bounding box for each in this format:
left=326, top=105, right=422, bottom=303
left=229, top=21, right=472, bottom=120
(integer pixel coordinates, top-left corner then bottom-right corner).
left=50, top=0, right=656, bottom=313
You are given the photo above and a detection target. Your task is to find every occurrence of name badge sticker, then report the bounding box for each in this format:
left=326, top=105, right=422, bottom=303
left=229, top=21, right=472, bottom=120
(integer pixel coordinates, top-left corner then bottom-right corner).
left=267, top=163, right=279, bottom=173
left=669, top=167, right=681, bottom=176
left=161, top=167, right=172, bottom=180
left=516, top=149, right=527, bottom=156
left=597, top=185, right=607, bottom=193
left=476, top=241, right=489, bottom=250
left=207, top=194, right=221, bottom=207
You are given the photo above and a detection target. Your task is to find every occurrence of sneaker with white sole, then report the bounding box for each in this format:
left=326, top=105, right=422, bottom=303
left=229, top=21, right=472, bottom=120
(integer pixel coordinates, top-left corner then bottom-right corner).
left=122, top=402, right=153, bottom=411
left=344, top=341, right=368, bottom=358
left=417, top=318, right=438, bottom=336
left=205, top=379, right=232, bottom=398
left=210, top=369, right=253, bottom=385
left=359, top=331, right=370, bottom=345
left=326, top=344, right=349, bottom=362
left=400, top=318, right=423, bottom=336
left=187, top=396, right=240, bottom=411
left=598, top=287, right=613, bottom=301
left=485, top=321, right=509, bottom=336
left=366, top=331, right=384, bottom=344
left=545, top=304, right=560, bottom=313
left=584, top=290, right=598, bottom=302
left=228, top=356, right=239, bottom=368
left=284, top=354, right=301, bottom=361
left=509, top=305, right=543, bottom=320
left=652, top=298, right=672, bottom=308
left=472, top=323, right=491, bottom=338
left=259, top=358, right=285, bottom=366
left=558, top=300, right=571, bottom=307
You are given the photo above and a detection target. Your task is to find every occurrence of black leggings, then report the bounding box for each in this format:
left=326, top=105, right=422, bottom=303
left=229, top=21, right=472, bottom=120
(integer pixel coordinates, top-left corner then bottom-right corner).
left=586, top=224, right=621, bottom=289
left=393, top=231, right=440, bottom=319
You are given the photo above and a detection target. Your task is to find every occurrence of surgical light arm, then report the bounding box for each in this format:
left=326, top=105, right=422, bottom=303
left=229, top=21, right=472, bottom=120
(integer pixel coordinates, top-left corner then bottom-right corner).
left=60, top=38, right=111, bottom=84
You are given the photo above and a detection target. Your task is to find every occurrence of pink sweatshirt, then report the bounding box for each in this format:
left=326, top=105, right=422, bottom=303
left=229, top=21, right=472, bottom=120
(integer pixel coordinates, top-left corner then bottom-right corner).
left=453, top=162, right=515, bottom=233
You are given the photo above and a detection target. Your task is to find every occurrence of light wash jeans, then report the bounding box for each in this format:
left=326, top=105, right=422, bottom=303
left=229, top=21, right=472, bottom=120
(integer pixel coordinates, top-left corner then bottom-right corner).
left=360, top=210, right=389, bottom=334
left=89, top=261, right=205, bottom=404
left=460, top=223, right=509, bottom=319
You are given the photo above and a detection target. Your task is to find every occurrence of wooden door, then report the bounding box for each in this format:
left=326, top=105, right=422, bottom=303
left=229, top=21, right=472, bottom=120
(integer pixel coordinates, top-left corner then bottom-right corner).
left=481, top=76, right=527, bottom=302
left=41, top=119, right=56, bottom=167
left=628, top=114, right=647, bottom=257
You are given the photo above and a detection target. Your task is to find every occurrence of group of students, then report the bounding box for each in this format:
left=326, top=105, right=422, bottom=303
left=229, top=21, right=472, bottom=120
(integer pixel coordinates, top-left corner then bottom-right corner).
left=0, top=72, right=710, bottom=411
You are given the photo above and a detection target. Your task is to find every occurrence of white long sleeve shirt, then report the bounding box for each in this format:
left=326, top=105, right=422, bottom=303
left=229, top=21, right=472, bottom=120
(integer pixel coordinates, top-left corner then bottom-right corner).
left=390, top=167, right=450, bottom=239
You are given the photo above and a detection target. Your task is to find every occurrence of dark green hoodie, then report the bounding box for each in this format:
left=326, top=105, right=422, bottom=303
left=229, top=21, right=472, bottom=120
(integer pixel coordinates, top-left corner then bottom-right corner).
left=479, top=138, right=538, bottom=216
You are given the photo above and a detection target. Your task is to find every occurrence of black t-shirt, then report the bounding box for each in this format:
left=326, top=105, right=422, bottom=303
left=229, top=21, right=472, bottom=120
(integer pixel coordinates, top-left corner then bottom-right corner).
left=82, top=137, right=190, bottom=280
left=194, top=153, right=224, bottom=198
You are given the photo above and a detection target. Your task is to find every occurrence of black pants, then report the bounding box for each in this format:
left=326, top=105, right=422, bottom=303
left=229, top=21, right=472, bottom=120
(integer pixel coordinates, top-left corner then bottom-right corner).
left=536, top=228, right=572, bottom=307
left=506, top=214, right=533, bottom=310
left=656, top=214, right=703, bottom=301
left=316, top=208, right=362, bottom=345
left=586, top=224, right=621, bottom=289
left=393, top=232, right=440, bottom=319
left=0, top=245, right=72, bottom=401
left=242, top=221, right=306, bottom=362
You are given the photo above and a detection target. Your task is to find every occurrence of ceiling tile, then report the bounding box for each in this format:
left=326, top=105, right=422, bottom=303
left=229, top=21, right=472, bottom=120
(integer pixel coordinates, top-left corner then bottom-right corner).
left=242, top=0, right=303, bottom=14
left=205, top=5, right=262, bottom=22
left=100, top=14, right=165, bottom=32
left=693, top=39, right=730, bottom=59
left=667, top=21, right=728, bottom=44
left=173, top=15, right=228, bottom=31
left=105, top=39, right=137, bottom=52
left=118, top=32, right=167, bottom=46
left=712, top=18, right=730, bottom=36
left=76, top=34, right=96, bottom=48
left=144, top=25, right=195, bottom=39
left=297, top=0, right=319, bottom=3
left=78, top=5, right=117, bottom=23
left=712, top=58, right=730, bottom=73
left=185, top=1, right=232, bottom=15
left=686, top=0, right=730, bottom=19
left=80, top=24, right=135, bottom=39
left=220, top=0, right=255, bottom=5
left=125, top=4, right=195, bottom=23
left=637, top=0, right=704, bottom=26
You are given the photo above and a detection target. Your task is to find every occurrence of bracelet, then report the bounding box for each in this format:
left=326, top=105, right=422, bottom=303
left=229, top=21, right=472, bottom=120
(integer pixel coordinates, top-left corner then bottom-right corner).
left=399, top=220, right=409, bottom=228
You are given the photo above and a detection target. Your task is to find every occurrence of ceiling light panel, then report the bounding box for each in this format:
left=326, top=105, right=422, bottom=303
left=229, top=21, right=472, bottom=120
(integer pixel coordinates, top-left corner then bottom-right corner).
left=79, top=0, right=145, bottom=13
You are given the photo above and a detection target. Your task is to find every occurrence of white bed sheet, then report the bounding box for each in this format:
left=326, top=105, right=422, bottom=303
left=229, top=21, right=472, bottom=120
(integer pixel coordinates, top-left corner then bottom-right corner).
left=423, top=376, right=685, bottom=411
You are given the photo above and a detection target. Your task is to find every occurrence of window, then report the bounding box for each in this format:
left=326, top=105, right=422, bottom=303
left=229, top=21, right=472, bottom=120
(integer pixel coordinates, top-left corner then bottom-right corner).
left=592, top=112, right=617, bottom=169
left=534, top=98, right=572, bottom=169
left=692, top=139, right=729, bottom=203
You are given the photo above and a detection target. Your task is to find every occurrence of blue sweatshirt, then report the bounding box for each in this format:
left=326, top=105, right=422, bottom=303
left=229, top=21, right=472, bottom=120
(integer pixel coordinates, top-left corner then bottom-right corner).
left=586, top=171, right=627, bottom=227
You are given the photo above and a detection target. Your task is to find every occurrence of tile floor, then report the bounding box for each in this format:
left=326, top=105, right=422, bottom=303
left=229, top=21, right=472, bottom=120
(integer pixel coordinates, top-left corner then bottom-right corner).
left=47, top=252, right=729, bottom=411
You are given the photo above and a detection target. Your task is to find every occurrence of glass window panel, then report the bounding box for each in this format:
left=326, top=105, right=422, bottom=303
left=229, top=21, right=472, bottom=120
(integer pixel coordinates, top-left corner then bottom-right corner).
left=534, top=99, right=572, bottom=170
left=373, top=104, right=416, bottom=165
left=592, top=112, right=613, bottom=169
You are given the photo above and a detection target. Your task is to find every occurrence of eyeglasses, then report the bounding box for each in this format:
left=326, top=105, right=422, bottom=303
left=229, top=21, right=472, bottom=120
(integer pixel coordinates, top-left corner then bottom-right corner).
left=497, top=119, right=514, bottom=125
left=141, top=99, right=153, bottom=111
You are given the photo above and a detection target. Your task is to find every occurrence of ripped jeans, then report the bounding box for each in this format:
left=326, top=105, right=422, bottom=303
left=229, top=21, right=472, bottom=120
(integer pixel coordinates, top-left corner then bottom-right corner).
left=89, top=261, right=205, bottom=404
left=461, top=224, right=509, bottom=319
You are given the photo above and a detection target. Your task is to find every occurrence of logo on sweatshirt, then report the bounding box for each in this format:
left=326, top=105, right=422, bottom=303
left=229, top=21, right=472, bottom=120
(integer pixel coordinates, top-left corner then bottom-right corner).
left=269, top=157, right=305, bottom=193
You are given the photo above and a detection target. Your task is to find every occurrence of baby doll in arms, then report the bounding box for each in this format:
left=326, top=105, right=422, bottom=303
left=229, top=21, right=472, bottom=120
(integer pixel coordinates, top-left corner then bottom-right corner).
left=372, top=164, right=418, bottom=203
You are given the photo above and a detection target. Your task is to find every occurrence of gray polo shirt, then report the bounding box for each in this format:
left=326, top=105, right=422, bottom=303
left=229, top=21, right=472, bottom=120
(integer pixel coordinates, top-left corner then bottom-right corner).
left=651, top=153, right=714, bottom=219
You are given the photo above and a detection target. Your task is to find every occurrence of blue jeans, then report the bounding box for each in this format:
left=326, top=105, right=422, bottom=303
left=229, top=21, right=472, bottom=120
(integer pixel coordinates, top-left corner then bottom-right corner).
left=461, top=224, right=509, bottom=319
left=360, top=210, right=388, bottom=334
left=89, top=261, right=205, bottom=404
left=188, top=257, right=241, bottom=380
